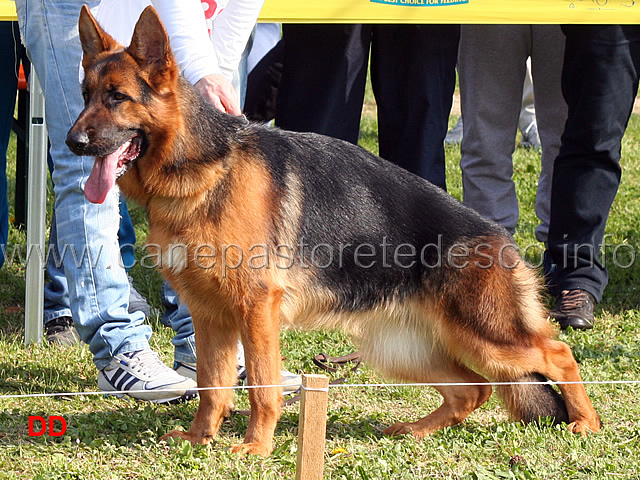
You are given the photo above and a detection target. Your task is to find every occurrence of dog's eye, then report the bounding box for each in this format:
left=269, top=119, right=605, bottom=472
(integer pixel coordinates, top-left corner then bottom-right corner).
left=82, top=90, right=89, bottom=104
left=113, top=92, right=127, bottom=102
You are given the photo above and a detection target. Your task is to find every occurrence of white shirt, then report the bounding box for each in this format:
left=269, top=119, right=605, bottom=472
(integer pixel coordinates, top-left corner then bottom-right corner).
left=95, top=0, right=264, bottom=85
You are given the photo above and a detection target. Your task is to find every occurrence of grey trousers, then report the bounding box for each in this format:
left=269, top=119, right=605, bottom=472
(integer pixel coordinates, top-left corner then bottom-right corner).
left=458, top=25, right=567, bottom=242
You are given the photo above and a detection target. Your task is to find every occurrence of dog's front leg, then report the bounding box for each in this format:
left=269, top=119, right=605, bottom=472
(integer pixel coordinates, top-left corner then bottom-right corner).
left=229, top=288, right=284, bottom=456
left=161, top=308, right=238, bottom=446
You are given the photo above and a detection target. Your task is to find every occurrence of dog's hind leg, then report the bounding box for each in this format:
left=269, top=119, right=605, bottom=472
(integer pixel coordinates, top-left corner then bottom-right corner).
left=161, top=307, right=239, bottom=446
left=384, top=360, right=492, bottom=439
left=228, top=288, right=285, bottom=456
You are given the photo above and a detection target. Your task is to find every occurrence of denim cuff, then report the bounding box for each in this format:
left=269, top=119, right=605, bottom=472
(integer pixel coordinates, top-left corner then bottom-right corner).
left=43, top=308, right=73, bottom=325
left=173, top=349, right=197, bottom=366
left=93, top=340, right=151, bottom=371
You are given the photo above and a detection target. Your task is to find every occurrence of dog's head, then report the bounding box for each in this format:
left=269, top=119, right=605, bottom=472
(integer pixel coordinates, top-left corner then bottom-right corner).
left=68, top=5, right=179, bottom=204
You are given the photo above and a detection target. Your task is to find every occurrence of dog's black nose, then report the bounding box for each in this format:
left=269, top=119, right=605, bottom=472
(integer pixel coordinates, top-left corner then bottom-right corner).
left=66, top=130, right=91, bottom=154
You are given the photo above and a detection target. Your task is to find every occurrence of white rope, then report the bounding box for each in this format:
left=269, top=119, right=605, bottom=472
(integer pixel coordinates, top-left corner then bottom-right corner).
left=0, top=379, right=638, bottom=400
left=300, top=385, right=329, bottom=393
left=331, top=380, right=640, bottom=388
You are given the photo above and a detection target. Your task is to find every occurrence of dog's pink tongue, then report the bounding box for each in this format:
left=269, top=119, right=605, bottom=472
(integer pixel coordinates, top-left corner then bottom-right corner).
left=85, top=155, right=118, bottom=204
left=84, top=142, right=129, bottom=204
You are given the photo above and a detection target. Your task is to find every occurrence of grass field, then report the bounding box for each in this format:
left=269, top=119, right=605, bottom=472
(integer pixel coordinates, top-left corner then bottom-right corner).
left=1, top=90, right=639, bottom=479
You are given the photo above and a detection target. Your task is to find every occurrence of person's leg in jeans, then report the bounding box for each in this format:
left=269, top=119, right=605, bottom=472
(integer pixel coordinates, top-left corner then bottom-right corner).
left=118, top=200, right=136, bottom=272
left=43, top=197, right=148, bottom=344
left=161, top=283, right=197, bottom=372
left=529, top=25, right=567, bottom=243
left=42, top=211, right=79, bottom=344
left=117, top=200, right=153, bottom=317
left=16, top=0, right=195, bottom=402
left=0, top=22, right=21, bottom=270
left=372, top=24, right=459, bottom=190
left=547, top=25, right=640, bottom=305
left=18, top=0, right=147, bottom=364
left=458, top=25, right=529, bottom=232
left=276, top=24, right=370, bottom=143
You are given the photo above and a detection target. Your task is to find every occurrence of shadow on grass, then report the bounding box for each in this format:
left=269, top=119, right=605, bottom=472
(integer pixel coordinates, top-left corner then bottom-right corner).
left=0, top=406, right=194, bottom=447
left=1, top=397, right=389, bottom=449
left=0, top=266, right=26, bottom=312
left=0, top=390, right=598, bottom=457
left=0, top=407, right=386, bottom=452
left=0, top=359, right=95, bottom=396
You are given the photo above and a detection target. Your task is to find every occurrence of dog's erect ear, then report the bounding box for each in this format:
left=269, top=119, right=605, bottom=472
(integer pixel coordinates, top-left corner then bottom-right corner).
left=127, top=6, right=176, bottom=90
left=128, top=6, right=168, bottom=65
left=78, top=5, right=119, bottom=70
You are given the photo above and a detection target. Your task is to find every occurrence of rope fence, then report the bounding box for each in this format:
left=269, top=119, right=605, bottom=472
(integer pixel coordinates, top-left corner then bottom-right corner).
left=1, top=378, right=638, bottom=400
left=1, top=375, right=637, bottom=479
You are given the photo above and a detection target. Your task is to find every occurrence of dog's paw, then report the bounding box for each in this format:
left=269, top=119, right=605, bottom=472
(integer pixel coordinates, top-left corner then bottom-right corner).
left=384, top=422, right=428, bottom=439
left=567, top=415, right=602, bottom=436
left=228, top=441, right=272, bottom=457
left=384, top=422, right=411, bottom=436
left=160, top=429, right=214, bottom=445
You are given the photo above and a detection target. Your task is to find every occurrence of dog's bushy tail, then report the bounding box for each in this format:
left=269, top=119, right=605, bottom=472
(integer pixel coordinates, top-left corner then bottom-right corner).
left=496, top=373, right=569, bottom=425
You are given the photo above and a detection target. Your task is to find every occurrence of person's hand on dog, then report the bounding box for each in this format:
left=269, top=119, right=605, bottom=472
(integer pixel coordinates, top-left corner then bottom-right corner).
left=194, top=74, right=241, bottom=115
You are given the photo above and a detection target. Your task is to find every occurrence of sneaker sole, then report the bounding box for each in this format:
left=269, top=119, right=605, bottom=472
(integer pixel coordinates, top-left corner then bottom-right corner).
left=102, top=389, right=198, bottom=404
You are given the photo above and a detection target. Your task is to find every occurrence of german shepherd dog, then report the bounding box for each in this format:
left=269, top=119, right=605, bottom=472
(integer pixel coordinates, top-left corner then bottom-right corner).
left=68, top=6, right=600, bottom=456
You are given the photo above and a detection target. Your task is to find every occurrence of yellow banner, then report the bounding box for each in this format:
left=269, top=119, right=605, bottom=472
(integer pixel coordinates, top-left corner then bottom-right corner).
left=0, top=0, right=15, bottom=21
left=259, top=0, right=640, bottom=24
left=1, top=0, right=639, bottom=23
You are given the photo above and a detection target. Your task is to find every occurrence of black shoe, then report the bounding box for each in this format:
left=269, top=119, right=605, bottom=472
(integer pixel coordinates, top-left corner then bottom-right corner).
left=45, top=316, right=81, bottom=345
left=444, top=117, right=463, bottom=145
left=550, top=289, right=595, bottom=330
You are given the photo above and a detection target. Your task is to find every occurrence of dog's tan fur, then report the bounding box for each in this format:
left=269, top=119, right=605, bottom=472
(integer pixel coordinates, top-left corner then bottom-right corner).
left=68, top=6, right=601, bottom=456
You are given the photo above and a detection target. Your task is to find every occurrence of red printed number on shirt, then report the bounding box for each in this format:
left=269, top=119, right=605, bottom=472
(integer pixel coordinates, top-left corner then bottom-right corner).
left=201, top=0, right=219, bottom=19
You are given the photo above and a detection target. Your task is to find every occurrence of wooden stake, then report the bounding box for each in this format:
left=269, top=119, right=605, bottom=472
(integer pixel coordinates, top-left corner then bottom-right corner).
left=295, top=374, right=329, bottom=480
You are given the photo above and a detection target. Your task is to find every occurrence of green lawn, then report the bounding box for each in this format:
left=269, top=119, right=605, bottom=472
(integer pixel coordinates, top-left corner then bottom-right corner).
left=0, top=101, right=639, bottom=478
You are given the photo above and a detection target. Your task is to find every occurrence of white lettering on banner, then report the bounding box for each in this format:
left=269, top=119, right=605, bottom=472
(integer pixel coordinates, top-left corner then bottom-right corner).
left=371, top=0, right=469, bottom=6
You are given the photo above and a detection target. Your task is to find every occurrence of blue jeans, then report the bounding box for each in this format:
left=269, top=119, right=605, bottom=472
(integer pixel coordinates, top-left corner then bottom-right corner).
left=16, top=0, right=151, bottom=369
left=0, top=22, right=22, bottom=270
left=118, top=201, right=136, bottom=271
left=160, top=283, right=197, bottom=365
left=276, top=24, right=458, bottom=190
left=44, top=199, right=137, bottom=323
left=546, top=25, right=640, bottom=302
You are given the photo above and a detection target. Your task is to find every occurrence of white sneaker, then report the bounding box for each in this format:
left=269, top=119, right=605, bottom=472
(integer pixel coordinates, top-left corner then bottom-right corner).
left=278, top=370, right=302, bottom=395
left=99, top=350, right=198, bottom=404
left=237, top=365, right=302, bottom=395
left=520, top=122, right=542, bottom=149
left=176, top=362, right=301, bottom=395
left=444, top=117, right=463, bottom=144
left=173, top=360, right=197, bottom=380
